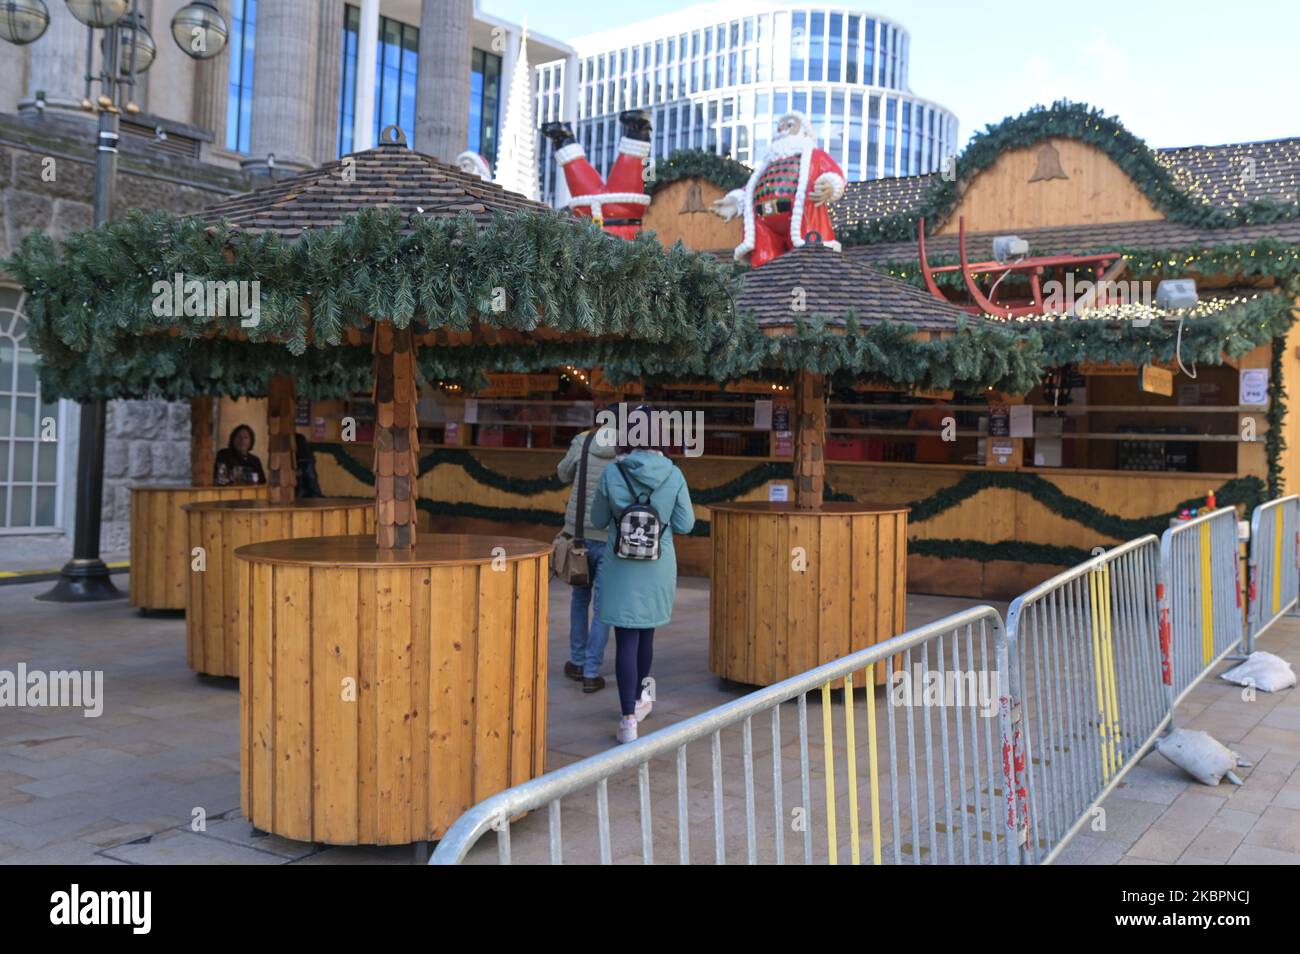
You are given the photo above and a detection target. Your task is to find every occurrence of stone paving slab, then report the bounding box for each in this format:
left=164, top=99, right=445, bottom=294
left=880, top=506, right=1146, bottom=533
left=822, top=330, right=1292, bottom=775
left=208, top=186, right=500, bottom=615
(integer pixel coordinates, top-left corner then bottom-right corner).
left=0, top=573, right=1297, bottom=865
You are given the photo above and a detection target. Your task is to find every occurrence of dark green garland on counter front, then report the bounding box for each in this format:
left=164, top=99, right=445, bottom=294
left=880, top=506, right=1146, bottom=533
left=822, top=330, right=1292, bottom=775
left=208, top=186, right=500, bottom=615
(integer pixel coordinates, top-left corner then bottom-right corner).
left=907, top=471, right=1266, bottom=538
left=311, top=443, right=1263, bottom=551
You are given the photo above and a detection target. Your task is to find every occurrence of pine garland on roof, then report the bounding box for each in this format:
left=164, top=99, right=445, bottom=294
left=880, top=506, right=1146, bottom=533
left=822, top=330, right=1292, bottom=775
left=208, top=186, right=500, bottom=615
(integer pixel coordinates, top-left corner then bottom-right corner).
left=647, top=149, right=753, bottom=195
left=5, top=205, right=743, bottom=401
left=837, top=101, right=1300, bottom=246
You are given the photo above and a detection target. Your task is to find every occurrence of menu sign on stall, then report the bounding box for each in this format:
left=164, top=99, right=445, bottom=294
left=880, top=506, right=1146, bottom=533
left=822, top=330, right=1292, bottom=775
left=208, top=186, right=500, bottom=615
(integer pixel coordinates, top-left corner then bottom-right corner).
left=989, top=404, right=1010, bottom=437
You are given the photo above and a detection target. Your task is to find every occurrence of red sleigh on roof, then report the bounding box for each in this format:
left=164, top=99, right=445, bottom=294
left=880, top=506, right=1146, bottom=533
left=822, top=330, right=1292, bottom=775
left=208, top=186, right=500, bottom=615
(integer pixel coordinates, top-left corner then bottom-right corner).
left=918, top=217, right=1126, bottom=318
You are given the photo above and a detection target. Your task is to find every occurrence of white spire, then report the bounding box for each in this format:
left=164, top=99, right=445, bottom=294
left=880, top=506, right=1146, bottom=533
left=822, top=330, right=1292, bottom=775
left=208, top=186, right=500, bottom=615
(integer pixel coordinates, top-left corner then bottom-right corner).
left=493, top=18, right=539, bottom=201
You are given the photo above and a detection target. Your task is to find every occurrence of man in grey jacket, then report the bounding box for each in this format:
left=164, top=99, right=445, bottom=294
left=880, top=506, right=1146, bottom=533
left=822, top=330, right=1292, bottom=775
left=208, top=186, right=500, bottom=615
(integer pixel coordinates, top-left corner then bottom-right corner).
left=557, top=423, right=618, bottom=692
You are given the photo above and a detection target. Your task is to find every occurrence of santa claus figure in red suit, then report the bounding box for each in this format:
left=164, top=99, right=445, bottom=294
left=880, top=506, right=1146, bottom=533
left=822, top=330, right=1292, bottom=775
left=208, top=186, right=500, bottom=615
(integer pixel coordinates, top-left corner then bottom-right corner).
left=542, top=111, right=652, bottom=240
left=712, top=111, right=847, bottom=267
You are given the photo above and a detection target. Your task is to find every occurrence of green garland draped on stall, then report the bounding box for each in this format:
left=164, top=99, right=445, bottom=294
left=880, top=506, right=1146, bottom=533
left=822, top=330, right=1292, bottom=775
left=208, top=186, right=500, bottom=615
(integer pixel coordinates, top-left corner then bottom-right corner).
left=836, top=100, right=1300, bottom=247
left=6, top=205, right=744, bottom=400
left=646, top=150, right=752, bottom=195
left=310, top=442, right=1264, bottom=558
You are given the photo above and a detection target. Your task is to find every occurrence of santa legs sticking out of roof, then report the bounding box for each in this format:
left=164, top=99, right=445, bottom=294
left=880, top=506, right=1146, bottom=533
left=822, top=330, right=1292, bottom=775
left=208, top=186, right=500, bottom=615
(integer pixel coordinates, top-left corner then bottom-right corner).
left=543, top=111, right=652, bottom=239
left=712, top=111, right=847, bottom=267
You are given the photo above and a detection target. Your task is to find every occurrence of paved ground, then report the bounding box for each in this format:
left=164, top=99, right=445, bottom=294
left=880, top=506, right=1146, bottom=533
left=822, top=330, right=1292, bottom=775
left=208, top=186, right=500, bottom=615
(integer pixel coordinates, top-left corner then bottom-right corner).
left=0, top=572, right=1296, bottom=864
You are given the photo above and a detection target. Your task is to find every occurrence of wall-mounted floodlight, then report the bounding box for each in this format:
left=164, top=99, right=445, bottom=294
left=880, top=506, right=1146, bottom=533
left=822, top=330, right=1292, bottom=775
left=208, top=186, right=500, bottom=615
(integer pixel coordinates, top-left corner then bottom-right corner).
left=1156, top=279, right=1198, bottom=310
left=992, top=235, right=1028, bottom=262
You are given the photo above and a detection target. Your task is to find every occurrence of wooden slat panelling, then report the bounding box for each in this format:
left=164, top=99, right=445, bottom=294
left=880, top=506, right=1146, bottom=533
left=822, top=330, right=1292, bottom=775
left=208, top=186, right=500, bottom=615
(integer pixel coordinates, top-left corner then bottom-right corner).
left=709, top=504, right=908, bottom=686
left=236, top=538, right=549, bottom=845
left=129, top=484, right=265, bottom=610
left=182, top=499, right=372, bottom=677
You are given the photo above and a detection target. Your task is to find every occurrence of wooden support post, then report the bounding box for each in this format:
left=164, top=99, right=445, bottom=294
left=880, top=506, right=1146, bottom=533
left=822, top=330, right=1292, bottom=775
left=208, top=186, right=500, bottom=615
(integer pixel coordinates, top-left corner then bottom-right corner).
left=265, top=376, right=298, bottom=504
left=793, top=370, right=826, bottom=510
left=190, top=396, right=216, bottom=487
left=373, top=322, right=420, bottom=550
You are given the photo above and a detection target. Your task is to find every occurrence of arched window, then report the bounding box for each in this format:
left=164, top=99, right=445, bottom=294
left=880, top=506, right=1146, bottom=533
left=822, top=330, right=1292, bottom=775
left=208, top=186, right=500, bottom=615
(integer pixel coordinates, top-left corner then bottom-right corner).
left=0, top=287, right=61, bottom=530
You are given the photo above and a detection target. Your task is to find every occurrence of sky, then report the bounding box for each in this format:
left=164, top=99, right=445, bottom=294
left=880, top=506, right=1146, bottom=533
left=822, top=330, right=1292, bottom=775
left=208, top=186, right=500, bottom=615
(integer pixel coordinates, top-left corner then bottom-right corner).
left=483, top=0, right=1300, bottom=149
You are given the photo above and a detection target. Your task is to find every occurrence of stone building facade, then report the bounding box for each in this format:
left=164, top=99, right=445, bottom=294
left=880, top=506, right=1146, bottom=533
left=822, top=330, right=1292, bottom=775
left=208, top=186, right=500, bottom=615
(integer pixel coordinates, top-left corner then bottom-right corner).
left=0, top=1, right=564, bottom=565
left=0, top=111, right=247, bottom=561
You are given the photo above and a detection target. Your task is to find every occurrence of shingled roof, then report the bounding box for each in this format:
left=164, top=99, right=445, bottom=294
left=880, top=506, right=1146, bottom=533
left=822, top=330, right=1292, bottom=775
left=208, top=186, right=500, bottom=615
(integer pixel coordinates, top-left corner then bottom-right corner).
left=735, top=241, right=976, bottom=333
left=200, top=129, right=550, bottom=238
left=833, top=137, right=1300, bottom=230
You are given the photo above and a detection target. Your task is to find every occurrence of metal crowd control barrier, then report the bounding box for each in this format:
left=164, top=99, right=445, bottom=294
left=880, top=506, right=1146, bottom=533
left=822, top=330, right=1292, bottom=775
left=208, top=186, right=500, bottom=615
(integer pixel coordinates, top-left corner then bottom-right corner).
left=1005, top=536, right=1169, bottom=864
left=431, top=606, right=1021, bottom=865
left=1158, top=507, right=1244, bottom=704
left=1246, top=495, right=1299, bottom=652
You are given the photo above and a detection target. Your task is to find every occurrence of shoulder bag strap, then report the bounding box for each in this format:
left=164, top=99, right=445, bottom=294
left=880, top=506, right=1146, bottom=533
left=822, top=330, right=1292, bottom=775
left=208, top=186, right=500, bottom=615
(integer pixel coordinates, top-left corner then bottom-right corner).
left=573, top=428, right=598, bottom=537
left=615, top=460, right=650, bottom=504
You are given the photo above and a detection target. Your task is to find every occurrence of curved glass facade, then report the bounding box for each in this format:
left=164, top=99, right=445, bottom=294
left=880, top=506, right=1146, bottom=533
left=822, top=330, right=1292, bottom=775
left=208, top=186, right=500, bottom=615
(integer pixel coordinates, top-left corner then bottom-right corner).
left=566, top=4, right=957, bottom=193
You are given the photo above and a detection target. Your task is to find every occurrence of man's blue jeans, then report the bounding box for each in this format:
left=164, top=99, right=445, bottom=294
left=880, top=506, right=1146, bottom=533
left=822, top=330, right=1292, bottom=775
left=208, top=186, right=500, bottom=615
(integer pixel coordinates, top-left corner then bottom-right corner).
left=568, top=539, right=610, bottom=678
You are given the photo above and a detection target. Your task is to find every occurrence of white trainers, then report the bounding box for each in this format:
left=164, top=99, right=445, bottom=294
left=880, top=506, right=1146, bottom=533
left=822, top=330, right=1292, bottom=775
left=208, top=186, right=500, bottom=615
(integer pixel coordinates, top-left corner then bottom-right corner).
left=617, top=715, right=638, bottom=744
left=634, top=688, right=653, bottom=723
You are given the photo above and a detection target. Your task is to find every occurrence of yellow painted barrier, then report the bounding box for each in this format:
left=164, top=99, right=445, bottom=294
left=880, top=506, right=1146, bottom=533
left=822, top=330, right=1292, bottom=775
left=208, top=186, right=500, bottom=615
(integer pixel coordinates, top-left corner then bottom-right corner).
left=1088, top=566, right=1121, bottom=781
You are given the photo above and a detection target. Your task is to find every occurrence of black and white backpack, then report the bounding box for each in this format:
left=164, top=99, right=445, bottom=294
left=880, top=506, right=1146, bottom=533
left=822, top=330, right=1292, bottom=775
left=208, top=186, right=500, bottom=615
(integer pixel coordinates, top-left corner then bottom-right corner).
left=613, top=462, right=662, bottom=560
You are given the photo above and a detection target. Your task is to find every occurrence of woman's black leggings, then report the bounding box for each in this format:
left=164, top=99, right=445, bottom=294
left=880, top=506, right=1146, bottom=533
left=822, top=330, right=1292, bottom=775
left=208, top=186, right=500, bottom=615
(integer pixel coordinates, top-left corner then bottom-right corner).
left=614, top=627, right=655, bottom=717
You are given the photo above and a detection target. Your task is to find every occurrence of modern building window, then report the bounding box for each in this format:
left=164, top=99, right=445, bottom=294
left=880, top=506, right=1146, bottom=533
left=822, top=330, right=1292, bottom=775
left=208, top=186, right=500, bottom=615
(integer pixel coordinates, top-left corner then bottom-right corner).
left=562, top=7, right=956, bottom=200
left=468, top=47, right=502, bottom=165
left=884, top=96, right=897, bottom=176
left=846, top=15, right=858, bottom=83
left=867, top=93, right=880, bottom=178
left=790, top=11, right=805, bottom=81
left=224, top=0, right=256, bottom=153
left=827, top=13, right=842, bottom=83
left=864, top=18, right=875, bottom=85
left=0, top=288, right=59, bottom=531
left=338, top=6, right=420, bottom=156
left=808, top=11, right=824, bottom=82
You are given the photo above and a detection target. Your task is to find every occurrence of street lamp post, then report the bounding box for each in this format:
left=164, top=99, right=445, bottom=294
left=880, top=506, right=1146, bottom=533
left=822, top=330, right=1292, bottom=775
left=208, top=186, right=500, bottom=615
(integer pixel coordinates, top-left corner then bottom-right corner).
left=1, top=0, right=228, bottom=601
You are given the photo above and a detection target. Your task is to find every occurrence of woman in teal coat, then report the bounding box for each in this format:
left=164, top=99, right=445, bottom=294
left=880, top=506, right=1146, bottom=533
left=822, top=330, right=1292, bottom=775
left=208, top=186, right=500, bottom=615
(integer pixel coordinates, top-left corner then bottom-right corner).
left=590, top=409, right=695, bottom=744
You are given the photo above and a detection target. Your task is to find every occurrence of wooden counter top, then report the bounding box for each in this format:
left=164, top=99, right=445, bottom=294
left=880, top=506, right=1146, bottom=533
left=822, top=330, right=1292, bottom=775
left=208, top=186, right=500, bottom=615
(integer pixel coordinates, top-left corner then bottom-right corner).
left=706, top=501, right=910, bottom=516
left=181, top=497, right=370, bottom=514
left=235, top=533, right=553, bottom=568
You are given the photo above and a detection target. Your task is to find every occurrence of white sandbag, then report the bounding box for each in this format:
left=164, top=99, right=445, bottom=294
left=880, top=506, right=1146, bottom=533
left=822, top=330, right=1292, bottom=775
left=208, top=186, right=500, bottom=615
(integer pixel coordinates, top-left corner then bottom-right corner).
left=1220, top=651, right=1296, bottom=693
left=1154, top=729, right=1249, bottom=786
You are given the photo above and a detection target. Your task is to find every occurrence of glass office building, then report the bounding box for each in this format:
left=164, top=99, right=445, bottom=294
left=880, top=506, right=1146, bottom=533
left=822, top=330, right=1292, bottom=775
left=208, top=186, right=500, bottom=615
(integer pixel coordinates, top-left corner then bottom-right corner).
left=562, top=3, right=956, bottom=194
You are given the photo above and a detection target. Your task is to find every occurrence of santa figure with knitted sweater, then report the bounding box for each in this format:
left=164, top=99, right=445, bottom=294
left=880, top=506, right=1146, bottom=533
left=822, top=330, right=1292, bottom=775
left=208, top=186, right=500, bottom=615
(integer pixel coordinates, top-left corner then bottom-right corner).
left=712, top=111, right=847, bottom=267
left=542, top=111, right=652, bottom=240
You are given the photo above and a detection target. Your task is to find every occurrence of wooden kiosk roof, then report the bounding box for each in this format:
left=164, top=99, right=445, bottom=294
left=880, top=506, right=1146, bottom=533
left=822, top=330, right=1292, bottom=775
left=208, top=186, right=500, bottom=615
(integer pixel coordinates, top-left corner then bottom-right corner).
left=201, top=127, right=550, bottom=237
left=734, top=241, right=979, bottom=334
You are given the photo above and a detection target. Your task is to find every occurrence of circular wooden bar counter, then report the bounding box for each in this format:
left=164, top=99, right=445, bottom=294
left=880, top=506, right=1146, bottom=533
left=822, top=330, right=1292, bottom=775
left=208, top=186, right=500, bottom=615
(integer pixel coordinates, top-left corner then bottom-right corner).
left=708, top=501, right=909, bottom=686
left=182, top=499, right=374, bottom=678
left=129, top=485, right=266, bottom=611
left=234, top=534, right=551, bottom=846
